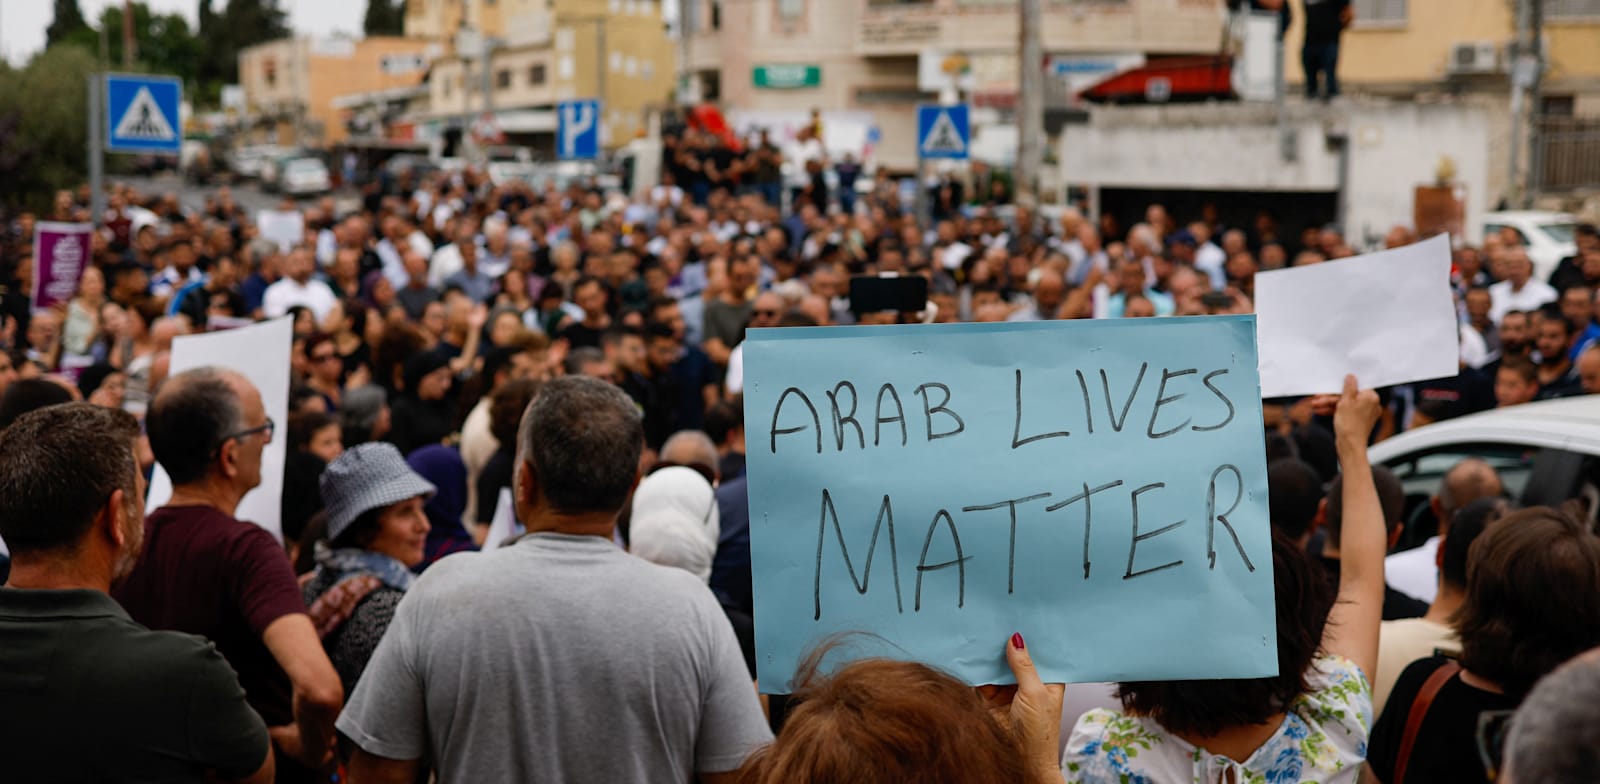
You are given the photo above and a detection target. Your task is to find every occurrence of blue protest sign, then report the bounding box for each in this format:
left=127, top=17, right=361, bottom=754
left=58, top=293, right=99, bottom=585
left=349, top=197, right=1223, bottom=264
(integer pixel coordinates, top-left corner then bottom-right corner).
left=557, top=99, right=601, bottom=160
left=916, top=104, right=968, bottom=160
left=742, top=317, right=1275, bottom=692
left=106, top=74, right=182, bottom=154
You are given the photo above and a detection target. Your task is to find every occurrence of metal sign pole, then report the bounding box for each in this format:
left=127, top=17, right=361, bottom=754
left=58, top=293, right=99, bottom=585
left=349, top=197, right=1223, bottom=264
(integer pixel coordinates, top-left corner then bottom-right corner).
left=88, top=74, right=105, bottom=230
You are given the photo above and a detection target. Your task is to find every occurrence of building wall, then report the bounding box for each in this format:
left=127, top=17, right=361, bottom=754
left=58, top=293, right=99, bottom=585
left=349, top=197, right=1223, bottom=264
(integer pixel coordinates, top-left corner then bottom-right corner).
left=242, top=37, right=435, bottom=146
left=425, top=1, right=674, bottom=148
left=1058, top=101, right=1493, bottom=248
left=1278, top=0, right=1600, bottom=100
left=684, top=0, right=1225, bottom=170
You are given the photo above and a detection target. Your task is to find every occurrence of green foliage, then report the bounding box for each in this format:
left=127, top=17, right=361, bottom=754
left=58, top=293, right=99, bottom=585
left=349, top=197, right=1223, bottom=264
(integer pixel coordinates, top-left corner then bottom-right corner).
left=58, top=3, right=205, bottom=86
left=0, top=46, right=96, bottom=210
left=365, top=0, right=406, bottom=36
left=46, top=0, right=90, bottom=48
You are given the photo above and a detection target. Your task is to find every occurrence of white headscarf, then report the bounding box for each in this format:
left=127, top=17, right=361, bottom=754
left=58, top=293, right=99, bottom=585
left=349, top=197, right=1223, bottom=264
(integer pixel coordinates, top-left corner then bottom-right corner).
left=630, top=466, right=721, bottom=583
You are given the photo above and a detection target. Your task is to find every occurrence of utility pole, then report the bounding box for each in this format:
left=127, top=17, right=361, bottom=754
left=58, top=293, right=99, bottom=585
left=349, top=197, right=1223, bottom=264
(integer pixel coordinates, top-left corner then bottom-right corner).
left=1525, top=0, right=1545, bottom=207
left=1015, top=0, right=1043, bottom=207
left=1509, top=0, right=1532, bottom=208
left=123, top=0, right=136, bottom=69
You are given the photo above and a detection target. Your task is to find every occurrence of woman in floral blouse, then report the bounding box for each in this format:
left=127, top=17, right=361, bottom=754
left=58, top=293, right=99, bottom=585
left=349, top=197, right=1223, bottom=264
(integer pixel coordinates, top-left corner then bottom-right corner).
left=1063, top=376, right=1387, bottom=784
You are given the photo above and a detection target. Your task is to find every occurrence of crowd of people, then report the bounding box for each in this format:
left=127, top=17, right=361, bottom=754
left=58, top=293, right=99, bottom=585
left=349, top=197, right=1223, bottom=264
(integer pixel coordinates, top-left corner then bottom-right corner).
left=1, top=141, right=1599, bottom=784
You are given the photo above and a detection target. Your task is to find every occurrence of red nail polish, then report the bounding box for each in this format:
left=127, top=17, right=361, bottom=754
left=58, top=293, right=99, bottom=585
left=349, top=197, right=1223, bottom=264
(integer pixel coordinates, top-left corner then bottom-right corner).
left=1011, top=632, right=1024, bottom=650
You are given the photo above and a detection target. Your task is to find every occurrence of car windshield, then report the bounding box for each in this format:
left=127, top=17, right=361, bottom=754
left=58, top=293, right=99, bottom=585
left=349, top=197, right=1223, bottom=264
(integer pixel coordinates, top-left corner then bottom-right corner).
left=287, top=160, right=322, bottom=172
left=1539, top=223, right=1577, bottom=244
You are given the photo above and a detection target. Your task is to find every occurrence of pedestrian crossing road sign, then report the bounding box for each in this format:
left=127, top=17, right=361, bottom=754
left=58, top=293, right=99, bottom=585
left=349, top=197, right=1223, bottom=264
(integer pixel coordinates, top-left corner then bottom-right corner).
left=917, top=104, right=969, bottom=161
left=106, top=74, right=182, bottom=155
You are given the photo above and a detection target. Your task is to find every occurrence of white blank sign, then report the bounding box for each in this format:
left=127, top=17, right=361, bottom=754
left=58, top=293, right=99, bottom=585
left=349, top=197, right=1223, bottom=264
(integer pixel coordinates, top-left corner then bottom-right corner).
left=1255, top=234, right=1457, bottom=398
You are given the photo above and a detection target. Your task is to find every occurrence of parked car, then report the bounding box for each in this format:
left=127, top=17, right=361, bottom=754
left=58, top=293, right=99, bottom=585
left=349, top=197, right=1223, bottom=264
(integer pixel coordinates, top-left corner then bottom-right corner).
left=280, top=157, right=331, bottom=197
left=1483, top=210, right=1579, bottom=284
left=1369, top=396, right=1600, bottom=549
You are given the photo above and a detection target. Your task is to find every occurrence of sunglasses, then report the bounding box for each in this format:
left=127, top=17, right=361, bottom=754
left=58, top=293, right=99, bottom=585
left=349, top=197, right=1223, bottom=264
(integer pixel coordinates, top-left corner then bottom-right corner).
left=212, top=417, right=275, bottom=457
left=753, top=309, right=780, bottom=319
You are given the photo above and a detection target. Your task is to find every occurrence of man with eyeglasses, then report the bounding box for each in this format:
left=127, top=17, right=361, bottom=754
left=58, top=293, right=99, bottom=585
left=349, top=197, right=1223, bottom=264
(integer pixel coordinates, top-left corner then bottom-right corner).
left=115, top=367, right=344, bottom=784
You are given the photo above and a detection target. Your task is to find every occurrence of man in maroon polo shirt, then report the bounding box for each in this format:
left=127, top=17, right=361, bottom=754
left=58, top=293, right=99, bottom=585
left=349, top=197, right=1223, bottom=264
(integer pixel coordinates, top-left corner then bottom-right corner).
left=115, top=367, right=343, bottom=783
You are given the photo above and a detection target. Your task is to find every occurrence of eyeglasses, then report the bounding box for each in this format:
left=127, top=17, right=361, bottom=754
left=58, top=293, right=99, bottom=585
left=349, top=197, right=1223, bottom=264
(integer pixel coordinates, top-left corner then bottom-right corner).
left=753, top=309, right=780, bottom=319
left=213, top=417, right=275, bottom=457
left=1474, top=709, right=1513, bottom=782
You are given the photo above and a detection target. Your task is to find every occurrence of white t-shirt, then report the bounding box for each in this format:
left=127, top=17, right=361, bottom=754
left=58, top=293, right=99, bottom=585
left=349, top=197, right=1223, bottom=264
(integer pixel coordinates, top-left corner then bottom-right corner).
left=1488, top=278, right=1557, bottom=324
left=261, top=277, right=339, bottom=322
left=724, top=343, right=745, bottom=397
left=1385, top=536, right=1440, bottom=605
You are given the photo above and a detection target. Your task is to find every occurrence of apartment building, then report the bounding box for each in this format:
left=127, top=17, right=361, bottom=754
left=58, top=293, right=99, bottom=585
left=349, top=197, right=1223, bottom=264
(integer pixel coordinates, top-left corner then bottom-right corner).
left=682, top=0, right=1227, bottom=169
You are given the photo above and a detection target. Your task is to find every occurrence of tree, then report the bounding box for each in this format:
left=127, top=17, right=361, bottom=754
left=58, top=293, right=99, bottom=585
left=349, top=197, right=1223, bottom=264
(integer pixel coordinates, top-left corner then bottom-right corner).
left=0, top=45, right=96, bottom=210
left=93, top=4, right=205, bottom=85
left=45, top=0, right=90, bottom=48
left=365, top=0, right=405, bottom=36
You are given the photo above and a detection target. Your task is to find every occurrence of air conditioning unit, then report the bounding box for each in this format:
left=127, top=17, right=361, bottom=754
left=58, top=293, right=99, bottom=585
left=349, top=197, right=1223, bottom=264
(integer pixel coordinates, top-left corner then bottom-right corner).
left=1448, top=41, right=1499, bottom=75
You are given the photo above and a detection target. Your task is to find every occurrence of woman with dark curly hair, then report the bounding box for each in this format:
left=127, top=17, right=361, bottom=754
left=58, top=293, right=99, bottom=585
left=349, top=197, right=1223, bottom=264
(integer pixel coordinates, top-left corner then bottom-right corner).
left=1063, top=376, right=1388, bottom=784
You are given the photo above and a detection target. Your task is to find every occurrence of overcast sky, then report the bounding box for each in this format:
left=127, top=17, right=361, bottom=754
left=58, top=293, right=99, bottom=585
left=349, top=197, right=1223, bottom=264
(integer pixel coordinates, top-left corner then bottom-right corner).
left=2, top=0, right=364, bottom=66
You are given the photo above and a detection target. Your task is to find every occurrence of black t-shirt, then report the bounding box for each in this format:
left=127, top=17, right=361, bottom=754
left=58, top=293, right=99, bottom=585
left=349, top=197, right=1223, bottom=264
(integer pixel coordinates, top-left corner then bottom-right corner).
left=1368, top=655, right=1517, bottom=784
left=559, top=321, right=607, bottom=350
left=476, top=446, right=517, bottom=526
left=0, top=588, right=270, bottom=782
left=1303, top=0, right=1350, bottom=44
left=1316, top=555, right=1430, bottom=620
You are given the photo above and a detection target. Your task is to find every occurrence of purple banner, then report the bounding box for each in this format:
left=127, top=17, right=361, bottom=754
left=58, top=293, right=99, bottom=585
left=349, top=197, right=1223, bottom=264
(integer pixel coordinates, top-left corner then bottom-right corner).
left=31, top=221, right=93, bottom=312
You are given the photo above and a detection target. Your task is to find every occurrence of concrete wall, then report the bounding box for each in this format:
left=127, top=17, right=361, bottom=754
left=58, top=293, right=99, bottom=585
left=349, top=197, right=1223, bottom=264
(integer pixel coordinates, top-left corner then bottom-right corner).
left=1059, top=100, right=1492, bottom=246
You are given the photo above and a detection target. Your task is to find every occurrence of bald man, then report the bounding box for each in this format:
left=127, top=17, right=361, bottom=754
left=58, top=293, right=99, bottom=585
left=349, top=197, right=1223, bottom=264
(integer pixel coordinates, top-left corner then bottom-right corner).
left=1578, top=344, right=1600, bottom=395
left=1385, top=457, right=1503, bottom=604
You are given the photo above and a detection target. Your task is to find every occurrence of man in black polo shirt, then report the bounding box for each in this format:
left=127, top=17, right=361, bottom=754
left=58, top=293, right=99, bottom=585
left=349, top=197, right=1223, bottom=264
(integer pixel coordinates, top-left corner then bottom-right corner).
left=0, top=403, right=272, bottom=783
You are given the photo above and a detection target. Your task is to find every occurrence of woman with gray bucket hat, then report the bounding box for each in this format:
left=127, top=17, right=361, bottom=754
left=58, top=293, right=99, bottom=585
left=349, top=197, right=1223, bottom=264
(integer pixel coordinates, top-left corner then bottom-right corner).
left=300, top=442, right=436, bottom=695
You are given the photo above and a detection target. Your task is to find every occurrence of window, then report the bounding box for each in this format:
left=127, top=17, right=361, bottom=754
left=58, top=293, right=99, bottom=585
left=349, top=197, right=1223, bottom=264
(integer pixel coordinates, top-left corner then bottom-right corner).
left=1353, top=0, right=1407, bottom=25
left=496, top=69, right=511, bottom=88
left=529, top=63, right=547, bottom=85
left=711, top=0, right=722, bottom=29
left=778, top=0, right=804, bottom=18
left=1548, top=0, right=1600, bottom=17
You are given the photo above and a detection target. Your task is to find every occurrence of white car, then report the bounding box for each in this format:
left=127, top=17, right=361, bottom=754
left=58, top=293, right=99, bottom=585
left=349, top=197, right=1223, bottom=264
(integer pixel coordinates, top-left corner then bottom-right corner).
left=1482, top=210, right=1579, bottom=284
left=1369, top=396, right=1600, bottom=545
left=281, top=158, right=331, bottom=197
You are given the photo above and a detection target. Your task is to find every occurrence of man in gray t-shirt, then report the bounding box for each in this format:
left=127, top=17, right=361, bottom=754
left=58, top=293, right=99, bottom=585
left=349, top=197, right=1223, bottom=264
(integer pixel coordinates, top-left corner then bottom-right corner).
left=337, top=377, right=771, bottom=783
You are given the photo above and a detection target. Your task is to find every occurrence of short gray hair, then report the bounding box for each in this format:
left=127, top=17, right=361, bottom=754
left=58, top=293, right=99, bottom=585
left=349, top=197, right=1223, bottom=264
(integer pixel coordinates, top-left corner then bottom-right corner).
left=1504, top=652, right=1600, bottom=782
left=517, top=376, right=642, bottom=514
left=660, top=430, right=719, bottom=478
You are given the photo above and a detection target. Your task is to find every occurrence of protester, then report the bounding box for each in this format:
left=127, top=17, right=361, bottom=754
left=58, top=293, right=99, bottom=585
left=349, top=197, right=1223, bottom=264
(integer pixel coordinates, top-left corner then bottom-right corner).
left=302, top=443, right=435, bottom=696
left=406, top=444, right=478, bottom=567
left=1501, top=649, right=1600, bottom=783
left=1383, top=458, right=1502, bottom=604
left=0, top=404, right=274, bottom=784
left=737, top=637, right=1064, bottom=784
left=1368, top=507, right=1600, bottom=783
left=337, top=376, right=771, bottom=781
left=1064, top=375, right=1386, bottom=783
left=114, top=368, right=344, bottom=782
left=1316, top=464, right=1429, bottom=620
left=1372, top=496, right=1504, bottom=714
